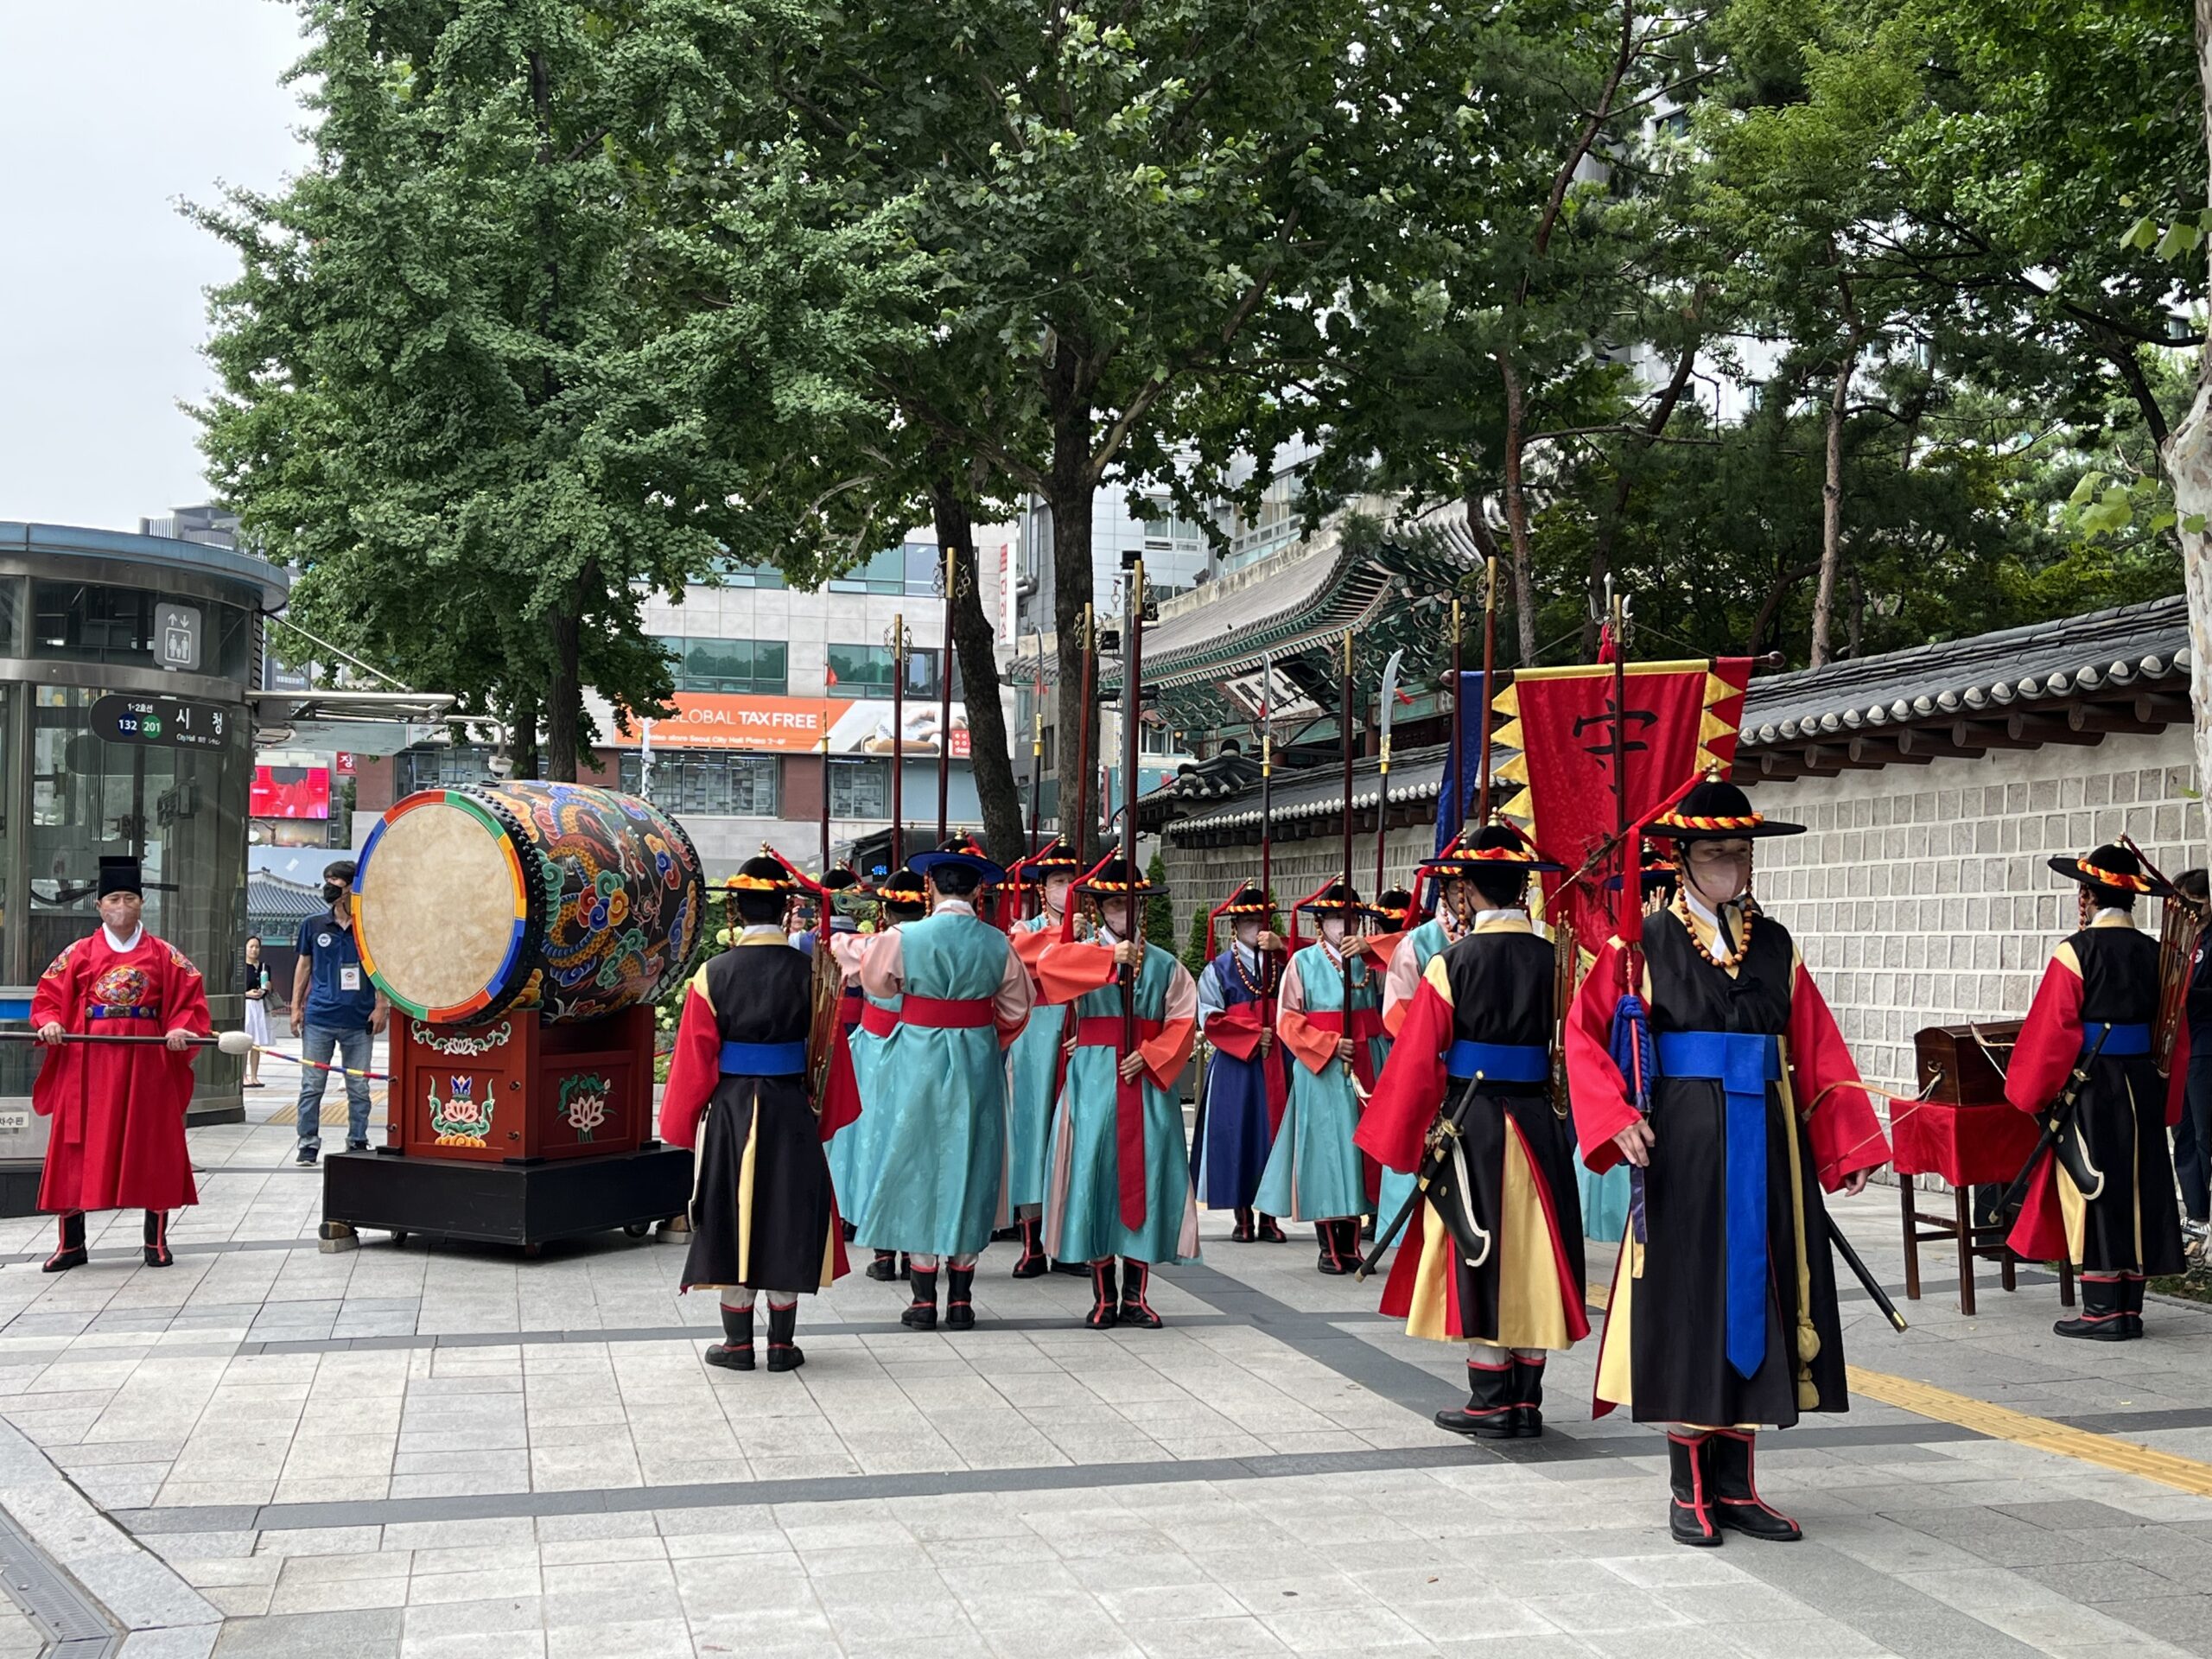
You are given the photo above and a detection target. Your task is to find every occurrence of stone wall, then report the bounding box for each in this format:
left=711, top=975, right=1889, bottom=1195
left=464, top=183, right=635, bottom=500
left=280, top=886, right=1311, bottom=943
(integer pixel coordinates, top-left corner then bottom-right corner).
left=1161, top=824, right=1437, bottom=949
left=1747, top=724, right=2206, bottom=1097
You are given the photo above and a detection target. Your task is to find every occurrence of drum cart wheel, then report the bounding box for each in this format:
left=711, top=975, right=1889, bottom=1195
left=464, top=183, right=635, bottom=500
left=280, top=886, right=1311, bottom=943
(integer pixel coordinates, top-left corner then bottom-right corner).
left=623, top=1222, right=652, bottom=1238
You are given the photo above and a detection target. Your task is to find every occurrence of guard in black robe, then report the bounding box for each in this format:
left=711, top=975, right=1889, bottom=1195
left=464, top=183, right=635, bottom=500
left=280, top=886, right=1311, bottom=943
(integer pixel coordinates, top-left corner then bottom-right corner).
left=661, top=857, right=847, bottom=1373
left=2005, top=842, right=2189, bottom=1338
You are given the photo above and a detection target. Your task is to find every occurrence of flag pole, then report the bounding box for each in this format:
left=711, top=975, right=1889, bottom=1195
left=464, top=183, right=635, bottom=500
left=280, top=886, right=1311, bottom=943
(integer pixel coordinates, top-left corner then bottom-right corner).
left=1338, top=631, right=1357, bottom=1076
left=1071, top=604, right=1095, bottom=863
left=1476, top=554, right=1498, bottom=824
left=1446, top=597, right=1463, bottom=842
left=1026, top=639, right=1045, bottom=914
left=890, top=613, right=905, bottom=873
left=937, top=544, right=955, bottom=842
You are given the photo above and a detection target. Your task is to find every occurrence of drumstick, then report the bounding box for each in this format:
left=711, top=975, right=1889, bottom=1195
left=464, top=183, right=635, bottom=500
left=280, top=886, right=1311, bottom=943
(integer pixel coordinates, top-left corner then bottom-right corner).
left=3, top=1031, right=255, bottom=1053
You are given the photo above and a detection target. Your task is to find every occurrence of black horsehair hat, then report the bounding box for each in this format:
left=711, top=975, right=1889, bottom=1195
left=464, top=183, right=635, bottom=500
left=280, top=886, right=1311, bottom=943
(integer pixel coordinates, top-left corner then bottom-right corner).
left=1076, top=855, right=1154, bottom=897
left=726, top=854, right=798, bottom=895
left=2050, top=842, right=2169, bottom=897
left=1217, top=880, right=1274, bottom=916
left=1421, top=820, right=1565, bottom=878
left=97, top=856, right=143, bottom=899
left=876, top=867, right=929, bottom=909
left=1645, top=778, right=1805, bottom=842
left=1297, top=880, right=1377, bottom=917
left=912, top=835, right=1008, bottom=887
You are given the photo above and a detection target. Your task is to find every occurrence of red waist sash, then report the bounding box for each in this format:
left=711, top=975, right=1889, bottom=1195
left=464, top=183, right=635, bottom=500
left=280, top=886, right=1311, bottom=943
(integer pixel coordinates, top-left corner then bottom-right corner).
left=1300, top=1010, right=1378, bottom=1091
left=901, top=995, right=995, bottom=1029
left=1071, top=1014, right=1166, bottom=1230
left=860, top=1001, right=899, bottom=1039
left=1075, top=1015, right=1165, bottom=1046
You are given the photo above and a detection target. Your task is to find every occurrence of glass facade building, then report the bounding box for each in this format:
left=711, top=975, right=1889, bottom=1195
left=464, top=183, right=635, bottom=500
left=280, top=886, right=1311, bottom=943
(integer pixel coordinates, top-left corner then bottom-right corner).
left=0, top=524, right=287, bottom=1125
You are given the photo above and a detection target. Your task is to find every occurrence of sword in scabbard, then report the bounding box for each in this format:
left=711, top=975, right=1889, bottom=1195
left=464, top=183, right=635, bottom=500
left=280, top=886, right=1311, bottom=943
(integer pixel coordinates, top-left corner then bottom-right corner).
left=1998, top=1022, right=2111, bottom=1225
left=1355, top=1070, right=1488, bottom=1281
left=1824, top=1211, right=1907, bottom=1333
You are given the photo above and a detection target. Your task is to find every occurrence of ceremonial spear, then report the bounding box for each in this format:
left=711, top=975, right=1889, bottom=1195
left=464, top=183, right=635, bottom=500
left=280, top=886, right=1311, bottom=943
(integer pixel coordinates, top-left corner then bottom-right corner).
left=1027, top=639, right=1046, bottom=916
left=1337, top=631, right=1358, bottom=1082
left=1374, top=648, right=1403, bottom=899
left=937, top=544, right=956, bottom=843
left=1071, top=603, right=1095, bottom=862
left=1475, top=555, right=1499, bottom=823
left=889, top=612, right=906, bottom=874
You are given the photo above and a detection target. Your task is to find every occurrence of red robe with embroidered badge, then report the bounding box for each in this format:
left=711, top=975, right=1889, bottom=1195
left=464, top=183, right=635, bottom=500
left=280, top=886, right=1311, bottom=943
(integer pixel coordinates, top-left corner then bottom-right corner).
left=30, top=931, right=207, bottom=1213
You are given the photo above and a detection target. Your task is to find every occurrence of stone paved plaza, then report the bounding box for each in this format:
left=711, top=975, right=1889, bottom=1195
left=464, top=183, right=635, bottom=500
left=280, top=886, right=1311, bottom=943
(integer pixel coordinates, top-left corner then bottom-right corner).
left=0, top=1058, right=2206, bottom=1657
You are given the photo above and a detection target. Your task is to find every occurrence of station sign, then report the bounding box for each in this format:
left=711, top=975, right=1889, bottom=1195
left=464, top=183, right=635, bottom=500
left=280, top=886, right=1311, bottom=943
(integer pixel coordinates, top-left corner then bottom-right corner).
left=88, top=694, right=234, bottom=753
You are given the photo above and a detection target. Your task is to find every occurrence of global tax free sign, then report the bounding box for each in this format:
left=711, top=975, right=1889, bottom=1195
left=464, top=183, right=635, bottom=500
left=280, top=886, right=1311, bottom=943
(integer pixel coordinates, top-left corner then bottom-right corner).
left=626, top=693, right=971, bottom=759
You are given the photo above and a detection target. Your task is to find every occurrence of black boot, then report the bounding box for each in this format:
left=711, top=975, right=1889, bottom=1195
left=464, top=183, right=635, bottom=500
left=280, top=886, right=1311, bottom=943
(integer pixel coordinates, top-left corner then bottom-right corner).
left=2055, top=1274, right=2127, bottom=1340
left=766, top=1302, right=805, bottom=1372
left=902, top=1266, right=940, bottom=1331
left=1118, top=1260, right=1163, bottom=1329
left=1669, top=1433, right=1721, bottom=1547
left=1510, top=1355, right=1545, bottom=1438
left=2120, top=1275, right=2145, bottom=1339
left=42, top=1212, right=86, bottom=1274
left=705, top=1304, right=755, bottom=1370
left=1257, top=1213, right=1287, bottom=1243
left=143, top=1210, right=173, bottom=1268
left=1084, top=1260, right=1120, bottom=1330
left=1434, top=1357, right=1517, bottom=1439
left=1230, top=1206, right=1255, bottom=1243
left=1315, top=1221, right=1352, bottom=1275
left=840, top=1218, right=856, bottom=1243
left=1705, top=1430, right=1802, bottom=1541
left=866, top=1249, right=901, bottom=1281
left=945, top=1265, right=976, bottom=1332
left=1010, top=1215, right=1047, bottom=1279
left=1053, top=1255, right=1090, bottom=1276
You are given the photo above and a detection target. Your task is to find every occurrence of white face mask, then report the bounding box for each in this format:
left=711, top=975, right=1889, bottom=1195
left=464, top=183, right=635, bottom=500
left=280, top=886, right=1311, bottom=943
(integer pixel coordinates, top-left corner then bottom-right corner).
left=1103, top=903, right=1135, bottom=938
left=1234, top=920, right=1261, bottom=949
left=1044, top=877, right=1073, bottom=912
left=1320, top=916, right=1347, bottom=944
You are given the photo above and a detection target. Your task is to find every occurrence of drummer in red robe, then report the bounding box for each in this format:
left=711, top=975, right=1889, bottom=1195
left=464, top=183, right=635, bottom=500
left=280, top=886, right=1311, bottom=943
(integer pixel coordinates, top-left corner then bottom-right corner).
left=30, top=857, right=208, bottom=1271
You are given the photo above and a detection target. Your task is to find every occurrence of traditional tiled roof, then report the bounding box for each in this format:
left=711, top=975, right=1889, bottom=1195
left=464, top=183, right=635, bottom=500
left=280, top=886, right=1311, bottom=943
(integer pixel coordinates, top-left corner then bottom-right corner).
left=1739, top=594, right=2193, bottom=779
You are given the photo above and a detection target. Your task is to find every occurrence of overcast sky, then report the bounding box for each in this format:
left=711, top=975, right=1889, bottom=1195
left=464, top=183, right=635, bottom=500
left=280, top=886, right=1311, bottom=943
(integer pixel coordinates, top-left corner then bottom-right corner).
left=0, top=3, right=311, bottom=533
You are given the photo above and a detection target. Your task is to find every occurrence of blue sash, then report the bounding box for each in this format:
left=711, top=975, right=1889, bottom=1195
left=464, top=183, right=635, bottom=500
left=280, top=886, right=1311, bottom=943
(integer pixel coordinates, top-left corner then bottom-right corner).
left=2082, top=1021, right=2151, bottom=1057
left=719, top=1039, right=807, bottom=1077
left=87, top=1003, right=159, bottom=1020
left=1655, top=1029, right=1781, bottom=1381
left=1444, top=1040, right=1549, bottom=1083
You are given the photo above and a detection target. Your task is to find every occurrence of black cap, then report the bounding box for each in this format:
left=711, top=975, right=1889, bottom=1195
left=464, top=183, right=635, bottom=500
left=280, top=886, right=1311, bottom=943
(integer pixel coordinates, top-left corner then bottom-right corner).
left=97, top=856, right=143, bottom=899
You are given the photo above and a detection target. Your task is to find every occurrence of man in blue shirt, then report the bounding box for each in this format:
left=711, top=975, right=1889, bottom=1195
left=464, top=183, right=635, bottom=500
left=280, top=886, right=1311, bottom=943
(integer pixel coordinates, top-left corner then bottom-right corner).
left=289, top=859, right=387, bottom=1166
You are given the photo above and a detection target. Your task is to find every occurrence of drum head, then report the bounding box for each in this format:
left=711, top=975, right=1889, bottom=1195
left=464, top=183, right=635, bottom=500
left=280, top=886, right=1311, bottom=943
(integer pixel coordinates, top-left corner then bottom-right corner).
left=354, top=792, right=531, bottom=1022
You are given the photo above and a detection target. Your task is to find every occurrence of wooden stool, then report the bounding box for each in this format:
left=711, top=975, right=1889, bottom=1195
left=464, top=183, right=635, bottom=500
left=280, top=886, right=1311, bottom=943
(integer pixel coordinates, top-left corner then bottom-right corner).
left=1897, top=1174, right=2073, bottom=1315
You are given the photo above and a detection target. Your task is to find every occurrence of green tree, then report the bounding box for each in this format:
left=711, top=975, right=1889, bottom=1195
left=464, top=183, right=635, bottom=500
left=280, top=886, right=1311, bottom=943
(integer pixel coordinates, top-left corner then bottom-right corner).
left=1184, top=899, right=1215, bottom=977
left=1145, top=850, right=1175, bottom=953
left=197, top=0, right=919, bottom=777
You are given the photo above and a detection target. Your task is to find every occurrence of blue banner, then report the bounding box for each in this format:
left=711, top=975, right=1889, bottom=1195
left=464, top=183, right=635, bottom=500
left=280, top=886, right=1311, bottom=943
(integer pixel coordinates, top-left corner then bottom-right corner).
left=1432, top=671, right=1489, bottom=852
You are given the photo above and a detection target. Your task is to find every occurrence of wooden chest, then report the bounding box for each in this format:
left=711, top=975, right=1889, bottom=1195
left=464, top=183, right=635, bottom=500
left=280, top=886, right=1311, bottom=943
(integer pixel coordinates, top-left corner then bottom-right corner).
left=1912, top=1020, right=2023, bottom=1108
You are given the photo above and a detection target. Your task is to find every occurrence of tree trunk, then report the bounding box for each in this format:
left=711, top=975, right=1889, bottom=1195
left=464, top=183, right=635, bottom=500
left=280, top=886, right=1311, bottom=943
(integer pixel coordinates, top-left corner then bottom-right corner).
left=1579, top=328, right=1704, bottom=659
left=931, top=469, right=1027, bottom=863
left=1496, top=351, right=1540, bottom=663
left=543, top=567, right=594, bottom=782
left=1045, top=342, right=1101, bottom=863
left=2169, top=0, right=2212, bottom=853
left=1808, top=326, right=1862, bottom=670
left=507, top=690, right=540, bottom=781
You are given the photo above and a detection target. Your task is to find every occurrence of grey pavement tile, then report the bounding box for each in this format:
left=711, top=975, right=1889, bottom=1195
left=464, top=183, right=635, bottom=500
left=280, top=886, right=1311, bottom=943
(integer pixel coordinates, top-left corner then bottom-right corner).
left=1118, top=1614, right=1299, bottom=1657
left=211, top=1609, right=404, bottom=1658
left=2094, top=1597, right=2212, bottom=1657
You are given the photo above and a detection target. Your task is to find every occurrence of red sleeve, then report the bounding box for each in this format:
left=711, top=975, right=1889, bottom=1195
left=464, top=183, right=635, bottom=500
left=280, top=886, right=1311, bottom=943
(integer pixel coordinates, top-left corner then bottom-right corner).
left=1277, top=1006, right=1338, bottom=1074
left=1141, top=1019, right=1195, bottom=1089
left=658, top=983, right=721, bottom=1150
left=162, top=947, right=213, bottom=1038
left=2166, top=1015, right=2190, bottom=1128
left=1011, top=925, right=1058, bottom=974
left=1352, top=977, right=1450, bottom=1171
left=2005, top=954, right=2084, bottom=1116
left=29, top=944, right=79, bottom=1030
left=1565, top=938, right=1640, bottom=1172
left=1206, top=1001, right=1266, bottom=1063
left=1787, top=960, right=1887, bottom=1188
left=1037, top=940, right=1117, bottom=1005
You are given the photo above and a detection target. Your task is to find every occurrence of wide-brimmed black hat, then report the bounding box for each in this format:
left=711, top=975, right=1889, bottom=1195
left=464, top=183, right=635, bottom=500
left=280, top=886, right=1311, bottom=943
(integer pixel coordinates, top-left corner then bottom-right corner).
left=820, top=867, right=861, bottom=892
left=1422, top=821, right=1564, bottom=878
left=875, top=867, right=929, bottom=909
left=96, top=856, right=143, bottom=899
left=1074, top=855, right=1154, bottom=897
left=725, top=855, right=799, bottom=896
left=912, top=835, right=1007, bottom=887
left=1296, top=880, right=1376, bottom=917
left=1605, top=843, right=1680, bottom=893
left=1019, top=836, right=1085, bottom=875
left=2050, top=842, right=2168, bottom=897
left=1373, top=887, right=1415, bottom=925
left=1646, top=779, right=1805, bottom=841
left=1216, top=881, right=1274, bottom=917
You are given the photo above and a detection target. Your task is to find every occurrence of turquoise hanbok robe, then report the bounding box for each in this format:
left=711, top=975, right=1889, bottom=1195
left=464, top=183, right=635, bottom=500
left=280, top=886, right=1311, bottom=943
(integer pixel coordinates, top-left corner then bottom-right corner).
left=1038, top=938, right=1202, bottom=1266
left=1005, top=914, right=1067, bottom=1212
left=1255, top=942, right=1371, bottom=1222
left=850, top=909, right=1026, bottom=1256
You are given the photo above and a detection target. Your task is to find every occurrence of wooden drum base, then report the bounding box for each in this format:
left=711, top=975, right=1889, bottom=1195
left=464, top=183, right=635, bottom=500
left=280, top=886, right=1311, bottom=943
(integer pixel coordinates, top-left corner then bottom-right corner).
left=321, top=1145, right=691, bottom=1255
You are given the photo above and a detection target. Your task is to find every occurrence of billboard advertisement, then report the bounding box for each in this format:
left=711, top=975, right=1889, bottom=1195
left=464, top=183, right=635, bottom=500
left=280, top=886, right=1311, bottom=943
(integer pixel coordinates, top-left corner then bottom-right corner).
left=627, top=694, right=972, bottom=756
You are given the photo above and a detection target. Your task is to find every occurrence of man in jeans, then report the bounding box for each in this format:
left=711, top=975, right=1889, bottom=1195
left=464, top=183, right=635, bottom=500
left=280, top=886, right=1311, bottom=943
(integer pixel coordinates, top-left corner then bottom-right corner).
left=290, top=860, right=387, bottom=1165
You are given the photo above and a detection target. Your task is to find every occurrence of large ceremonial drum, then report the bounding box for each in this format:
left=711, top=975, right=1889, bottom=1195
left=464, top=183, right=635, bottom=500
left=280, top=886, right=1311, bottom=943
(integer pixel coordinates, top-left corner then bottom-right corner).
left=353, top=781, right=706, bottom=1025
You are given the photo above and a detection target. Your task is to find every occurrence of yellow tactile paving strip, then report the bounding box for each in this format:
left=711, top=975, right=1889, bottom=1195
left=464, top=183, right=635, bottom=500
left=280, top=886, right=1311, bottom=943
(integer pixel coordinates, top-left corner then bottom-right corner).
left=1585, top=1278, right=2212, bottom=1498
